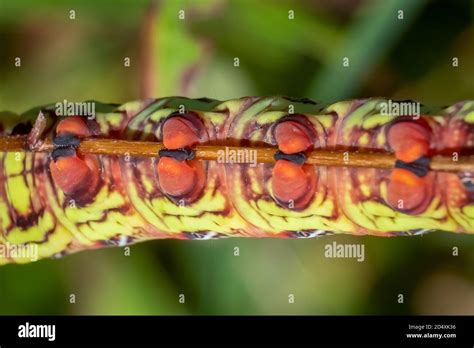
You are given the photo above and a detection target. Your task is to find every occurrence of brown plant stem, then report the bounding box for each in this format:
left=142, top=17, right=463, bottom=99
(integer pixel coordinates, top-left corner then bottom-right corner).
left=0, top=136, right=472, bottom=173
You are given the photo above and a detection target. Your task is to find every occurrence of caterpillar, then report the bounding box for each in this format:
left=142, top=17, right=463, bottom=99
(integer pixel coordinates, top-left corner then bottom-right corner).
left=0, top=96, right=473, bottom=265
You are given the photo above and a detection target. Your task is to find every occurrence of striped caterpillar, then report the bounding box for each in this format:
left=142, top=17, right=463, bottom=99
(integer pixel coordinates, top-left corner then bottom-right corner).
left=0, top=96, right=473, bottom=265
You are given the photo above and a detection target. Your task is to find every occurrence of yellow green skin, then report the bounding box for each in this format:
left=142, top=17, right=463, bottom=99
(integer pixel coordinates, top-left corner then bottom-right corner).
left=0, top=97, right=473, bottom=265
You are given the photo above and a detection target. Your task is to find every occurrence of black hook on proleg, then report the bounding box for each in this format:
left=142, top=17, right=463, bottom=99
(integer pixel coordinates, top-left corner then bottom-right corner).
left=158, top=148, right=196, bottom=161
left=51, top=133, right=82, bottom=162
left=394, top=156, right=430, bottom=177
left=273, top=151, right=307, bottom=165
left=51, top=147, right=76, bottom=162
left=53, top=133, right=81, bottom=149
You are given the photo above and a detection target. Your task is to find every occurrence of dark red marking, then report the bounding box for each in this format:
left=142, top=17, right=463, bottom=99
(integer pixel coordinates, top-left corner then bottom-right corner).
left=49, top=117, right=100, bottom=202
left=274, top=120, right=313, bottom=154
left=387, top=121, right=430, bottom=163
left=386, top=168, right=434, bottom=215
left=50, top=154, right=101, bottom=201
left=157, top=158, right=205, bottom=203
left=157, top=157, right=196, bottom=197
left=56, top=116, right=92, bottom=138
left=272, top=160, right=317, bottom=210
left=162, top=116, right=200, bottom=150
left=157, top=114, right=207, bottom=203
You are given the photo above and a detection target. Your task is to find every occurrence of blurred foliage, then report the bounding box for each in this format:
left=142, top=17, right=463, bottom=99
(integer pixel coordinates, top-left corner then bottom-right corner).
left=0, top=0, right=474, bottom=315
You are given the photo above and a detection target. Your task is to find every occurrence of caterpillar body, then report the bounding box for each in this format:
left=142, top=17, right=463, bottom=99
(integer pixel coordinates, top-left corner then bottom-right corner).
left=0, top=96, right=473, bottom=265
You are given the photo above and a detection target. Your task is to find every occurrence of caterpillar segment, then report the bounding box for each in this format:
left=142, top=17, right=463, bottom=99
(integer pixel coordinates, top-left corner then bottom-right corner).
left=0, top=97, right=473, bottom=264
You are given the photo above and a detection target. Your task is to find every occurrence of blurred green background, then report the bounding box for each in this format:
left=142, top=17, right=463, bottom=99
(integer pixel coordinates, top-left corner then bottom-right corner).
left=0, top=0, right=474, bottom=315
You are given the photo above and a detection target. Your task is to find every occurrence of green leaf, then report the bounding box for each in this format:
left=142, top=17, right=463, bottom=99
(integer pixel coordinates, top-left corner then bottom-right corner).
left=307, top=0, right=427, bottom=102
